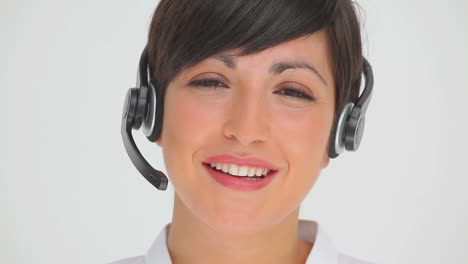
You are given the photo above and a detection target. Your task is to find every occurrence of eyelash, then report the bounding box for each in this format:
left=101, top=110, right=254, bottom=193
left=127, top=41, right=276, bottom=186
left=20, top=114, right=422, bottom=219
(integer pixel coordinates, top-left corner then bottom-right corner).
left=188, top=79, right=316, bottom=101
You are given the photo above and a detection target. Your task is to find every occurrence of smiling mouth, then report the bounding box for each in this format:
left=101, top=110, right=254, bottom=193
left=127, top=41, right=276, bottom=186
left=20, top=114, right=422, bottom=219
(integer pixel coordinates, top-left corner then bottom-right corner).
left=202, top=162, right=277, bottom=180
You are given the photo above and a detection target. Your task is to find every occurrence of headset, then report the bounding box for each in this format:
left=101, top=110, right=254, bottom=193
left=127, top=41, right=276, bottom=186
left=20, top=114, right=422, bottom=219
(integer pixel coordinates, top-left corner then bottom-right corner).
left=121, top=46, right=374, bottom=191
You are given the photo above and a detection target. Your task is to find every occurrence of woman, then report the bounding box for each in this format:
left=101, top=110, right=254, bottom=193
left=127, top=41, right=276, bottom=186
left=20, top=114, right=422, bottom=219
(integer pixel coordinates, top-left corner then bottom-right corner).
left=115, top=0, right=374, bottom=263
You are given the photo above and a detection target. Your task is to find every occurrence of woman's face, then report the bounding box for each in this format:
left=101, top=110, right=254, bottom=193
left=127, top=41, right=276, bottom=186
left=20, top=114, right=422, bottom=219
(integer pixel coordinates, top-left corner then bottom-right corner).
left=157, top=30, right=335, bottom=235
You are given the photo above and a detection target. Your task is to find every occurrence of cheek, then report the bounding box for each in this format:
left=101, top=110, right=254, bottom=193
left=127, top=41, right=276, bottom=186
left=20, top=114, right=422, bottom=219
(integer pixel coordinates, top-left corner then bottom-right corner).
left=160, top=88, right=224, bottom=184
left=271, top=106, right=333, bottom=194
left=163, top=92, right=225, bottom=149
left=275, top=106, right=332, bottom=160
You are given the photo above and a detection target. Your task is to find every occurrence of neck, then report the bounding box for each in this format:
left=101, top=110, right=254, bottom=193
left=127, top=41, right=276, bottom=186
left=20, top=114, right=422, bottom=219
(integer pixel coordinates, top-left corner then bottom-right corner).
left=167, top=193, right=313, bottom=264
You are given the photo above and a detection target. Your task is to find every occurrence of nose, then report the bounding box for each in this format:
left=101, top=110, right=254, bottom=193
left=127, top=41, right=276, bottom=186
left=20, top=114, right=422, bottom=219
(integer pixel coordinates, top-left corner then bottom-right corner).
left=222, top=87, right=270, bottom=146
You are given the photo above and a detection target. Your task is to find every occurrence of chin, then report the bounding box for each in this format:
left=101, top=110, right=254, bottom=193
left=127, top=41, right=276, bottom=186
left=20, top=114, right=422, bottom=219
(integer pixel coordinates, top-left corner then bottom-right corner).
left=203, top=208, right=269, bottom=236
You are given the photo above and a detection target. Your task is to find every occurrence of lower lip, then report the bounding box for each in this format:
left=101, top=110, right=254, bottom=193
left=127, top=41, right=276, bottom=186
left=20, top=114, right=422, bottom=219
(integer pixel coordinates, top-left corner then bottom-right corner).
left=203, top=163, right=277, bottom=191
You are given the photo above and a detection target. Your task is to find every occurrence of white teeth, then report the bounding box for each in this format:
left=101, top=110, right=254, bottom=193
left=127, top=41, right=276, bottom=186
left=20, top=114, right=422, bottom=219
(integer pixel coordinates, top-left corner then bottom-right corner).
left=228, top=165, right=239, bottom=175
left=209, top=163, right=272, bottom=177
left=238, top=166, right=249, bottom=176
left=222, top=164, right=229, bottom=173
left=255, top=168, right=263, bottom=176
left=243, top=177, right=263, bottom=181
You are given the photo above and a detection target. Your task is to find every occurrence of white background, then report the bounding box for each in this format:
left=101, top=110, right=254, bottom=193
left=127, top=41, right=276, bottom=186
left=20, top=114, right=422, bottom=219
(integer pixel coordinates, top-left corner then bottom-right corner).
left=2, top=0, right=467, bottom=263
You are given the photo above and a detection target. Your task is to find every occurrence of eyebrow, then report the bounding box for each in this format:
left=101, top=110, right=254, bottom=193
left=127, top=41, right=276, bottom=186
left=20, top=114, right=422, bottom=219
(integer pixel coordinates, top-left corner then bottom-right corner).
left=212, top=55, right=328, bottom=86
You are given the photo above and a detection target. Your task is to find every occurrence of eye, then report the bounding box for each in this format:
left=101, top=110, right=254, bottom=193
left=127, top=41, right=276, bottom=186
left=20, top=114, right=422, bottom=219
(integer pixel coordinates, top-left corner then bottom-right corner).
left=188, top=79, right=315, bottom=101
left=274, top=87, right=316, bottom=101
left=188, top=79, right=228, bottom=89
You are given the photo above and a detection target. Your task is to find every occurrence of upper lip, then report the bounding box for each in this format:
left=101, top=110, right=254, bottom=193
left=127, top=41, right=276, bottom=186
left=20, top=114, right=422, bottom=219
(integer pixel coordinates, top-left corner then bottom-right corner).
left=203, top=154, right=279, bottom=170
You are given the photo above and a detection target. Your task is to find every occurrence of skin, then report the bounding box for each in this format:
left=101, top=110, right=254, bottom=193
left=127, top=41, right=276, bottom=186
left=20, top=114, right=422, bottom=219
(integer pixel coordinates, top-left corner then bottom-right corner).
left=155, top=29, right=336, bottom=264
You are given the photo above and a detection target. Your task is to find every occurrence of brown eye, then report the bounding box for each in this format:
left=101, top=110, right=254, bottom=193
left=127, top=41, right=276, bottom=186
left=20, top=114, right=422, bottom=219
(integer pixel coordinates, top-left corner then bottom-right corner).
left=274, top=87, right=316, bottom=101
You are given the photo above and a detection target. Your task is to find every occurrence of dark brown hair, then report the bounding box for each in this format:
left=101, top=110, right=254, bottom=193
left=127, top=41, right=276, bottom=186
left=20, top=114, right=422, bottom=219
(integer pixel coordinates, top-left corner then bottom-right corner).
left=146, top=0, right=363, bottom=125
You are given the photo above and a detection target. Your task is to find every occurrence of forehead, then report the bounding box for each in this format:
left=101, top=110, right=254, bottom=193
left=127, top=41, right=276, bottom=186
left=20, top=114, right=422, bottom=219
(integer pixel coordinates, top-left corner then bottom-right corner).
left=223, top=31, right=328, bottom=62
left=175, top=29, right=334, bottom=91
left=218, top=33, right=330, bottom=82
left=194, top=30, right=331, bottom=81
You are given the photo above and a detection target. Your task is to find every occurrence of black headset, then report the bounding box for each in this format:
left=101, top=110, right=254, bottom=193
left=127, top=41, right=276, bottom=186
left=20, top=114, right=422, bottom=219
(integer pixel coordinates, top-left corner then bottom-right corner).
left=121, top=46, right=374, bottom=191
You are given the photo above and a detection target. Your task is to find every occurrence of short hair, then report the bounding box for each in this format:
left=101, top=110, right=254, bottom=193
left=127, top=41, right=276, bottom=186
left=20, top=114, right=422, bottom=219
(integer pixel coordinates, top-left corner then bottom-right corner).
left=147, top=0, right=363, bottom=124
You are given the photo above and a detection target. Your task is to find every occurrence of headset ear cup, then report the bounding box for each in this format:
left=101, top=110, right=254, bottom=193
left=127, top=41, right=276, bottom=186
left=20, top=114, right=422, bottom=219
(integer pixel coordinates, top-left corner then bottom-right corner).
left=328, top=103, right=354, bottom=158
left=328, top=116, right=340, bottom=159
left=344, top=106, right=365, bottom=151
left=141, top=81, right=156, bottom=140
left=123, top=88, right=139, bottom=126
left=142, top=81, right=163, bottom=142
left=132, top=85, right=148, bottom=130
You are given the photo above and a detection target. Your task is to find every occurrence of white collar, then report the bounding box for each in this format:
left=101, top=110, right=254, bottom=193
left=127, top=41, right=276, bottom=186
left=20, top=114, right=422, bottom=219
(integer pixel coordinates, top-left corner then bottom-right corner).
left=144, top=219, right=340, bottom=264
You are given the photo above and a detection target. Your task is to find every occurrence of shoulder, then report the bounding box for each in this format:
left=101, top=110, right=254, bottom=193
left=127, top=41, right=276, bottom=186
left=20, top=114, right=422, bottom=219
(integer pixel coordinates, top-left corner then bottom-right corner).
left=107, top=256, right=145, bottom=264
left=338, top=253, right=375, bottom=264
left=299, top=219, right=374, bottom=264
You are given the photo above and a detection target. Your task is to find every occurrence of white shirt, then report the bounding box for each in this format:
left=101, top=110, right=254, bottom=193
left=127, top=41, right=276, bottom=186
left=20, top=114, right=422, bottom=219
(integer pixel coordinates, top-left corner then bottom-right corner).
left=109, top=219, right=374, bottom=264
